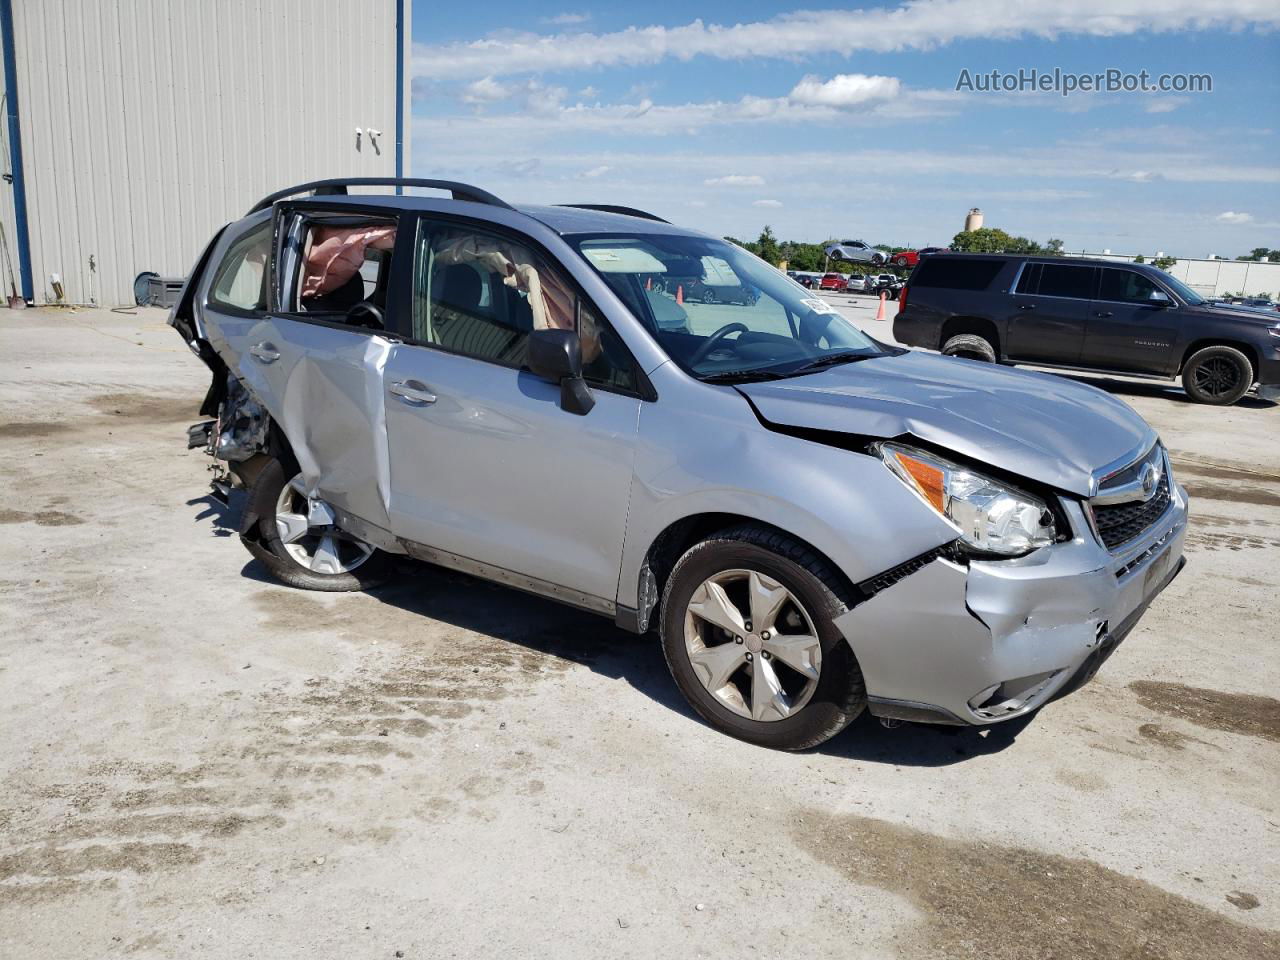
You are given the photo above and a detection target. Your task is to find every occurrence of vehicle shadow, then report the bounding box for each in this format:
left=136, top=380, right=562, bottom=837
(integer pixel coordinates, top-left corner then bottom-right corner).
left=1055, top=372, right=1277, bottom=409
left=186, top=489, right=245, bottom=537
left=230, top=547, right=1026, bottom=767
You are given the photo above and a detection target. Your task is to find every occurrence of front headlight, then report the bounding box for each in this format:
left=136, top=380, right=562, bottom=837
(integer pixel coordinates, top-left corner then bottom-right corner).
left=878, top=442, right=1056, bottom=556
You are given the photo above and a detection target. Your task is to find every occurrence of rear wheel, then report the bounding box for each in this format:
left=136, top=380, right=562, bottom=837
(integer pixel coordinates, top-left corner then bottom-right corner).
left=1182, top=345, right=1253, bottom=405
left=241, top=456, right=390, bottom=591
left=660, top=525, right=866, bottom=750
left=702, top=289, right=717, bottom=304
left=941, top=333, right=996, bottom=363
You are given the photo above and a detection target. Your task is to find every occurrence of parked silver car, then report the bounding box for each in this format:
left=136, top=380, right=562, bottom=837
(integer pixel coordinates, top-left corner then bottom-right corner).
left=171, top=178, right=1189, bottom=750
left=825, top=240, right=886, bottom=266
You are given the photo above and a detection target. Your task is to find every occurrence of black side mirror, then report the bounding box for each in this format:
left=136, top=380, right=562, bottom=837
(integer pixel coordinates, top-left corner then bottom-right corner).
left=1148, top=290, right=1171, bottom=308
left=528, top=328, right=595, bottom=415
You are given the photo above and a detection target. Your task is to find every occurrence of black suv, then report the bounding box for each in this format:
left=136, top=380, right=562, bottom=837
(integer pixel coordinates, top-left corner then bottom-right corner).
left=894, top=254, right=1280, bottom=405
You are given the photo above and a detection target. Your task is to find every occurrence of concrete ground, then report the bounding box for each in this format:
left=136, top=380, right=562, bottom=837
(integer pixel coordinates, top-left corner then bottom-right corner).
left=2, top=305, right=1277, bottom=959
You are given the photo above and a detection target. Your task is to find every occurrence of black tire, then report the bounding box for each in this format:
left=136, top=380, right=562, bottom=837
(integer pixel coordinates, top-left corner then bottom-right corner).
left=892, top=255, right=908, bottom=268
left=240, top=456, right=390, bottom=592
left=1181, top=345, right=1253, bottom=405
left=660, top=525, right=867, bottom=751
left=702, top=289, right=717, bottom=304
left=941, top=333, right=997, bottom=363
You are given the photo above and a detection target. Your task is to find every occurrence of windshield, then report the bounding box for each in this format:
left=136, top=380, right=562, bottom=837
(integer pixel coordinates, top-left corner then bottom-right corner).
left=571, top=233, right=886, bottom=380
left=1159, top=272, right=1206, bottom=306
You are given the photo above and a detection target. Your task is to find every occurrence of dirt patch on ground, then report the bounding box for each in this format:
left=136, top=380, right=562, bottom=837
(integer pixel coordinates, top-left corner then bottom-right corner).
left=0, top=510, right=85, bottom=527
left=796, top=811, right=1280, bottom=960
left=0, top=422, right=72, bottom=439
left=1171, top=460, right=1279, bottom=484
left=1182, top=481, right=1280, bottom=509
left=90, top=392, right=201, bottom=423
left=1137, top=722, right=1200, bottom=750
left=1227, top=891, right=1262, bottom=911
left=1186, top=529, right=1280, bottom=551
left=1130, top=681, right=1280, bottom=743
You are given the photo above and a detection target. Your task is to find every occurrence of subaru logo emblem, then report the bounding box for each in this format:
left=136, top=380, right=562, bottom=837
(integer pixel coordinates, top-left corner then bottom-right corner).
left=1140, top=462, right=1159, bottom=499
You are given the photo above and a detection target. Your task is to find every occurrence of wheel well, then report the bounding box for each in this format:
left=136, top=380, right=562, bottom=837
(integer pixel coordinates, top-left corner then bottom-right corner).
left=939, top=316, right=999, bottom=354
left=633, top=513, right=857, bottom=634
left=1179, top=339, right=1260, bottom=378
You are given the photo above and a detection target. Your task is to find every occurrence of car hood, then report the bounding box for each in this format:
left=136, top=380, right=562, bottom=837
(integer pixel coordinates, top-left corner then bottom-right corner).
left=737, top=351, right=1156, bottom=497
left=1195, top=302, right=1280, bottom=323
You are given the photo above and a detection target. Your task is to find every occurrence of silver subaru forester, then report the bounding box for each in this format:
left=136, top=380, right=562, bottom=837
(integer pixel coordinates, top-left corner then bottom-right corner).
left=171, top=178, right=1188, bottom=751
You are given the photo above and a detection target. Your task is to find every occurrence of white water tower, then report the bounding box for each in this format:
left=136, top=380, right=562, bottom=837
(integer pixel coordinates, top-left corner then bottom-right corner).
left=964, top=208, right=984, bottom=232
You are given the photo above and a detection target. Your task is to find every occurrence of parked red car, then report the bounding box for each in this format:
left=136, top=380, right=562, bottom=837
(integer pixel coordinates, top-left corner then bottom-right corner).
left=819, top=273, right=847, bottom=291
left=890, top=247, right=949, bottom=268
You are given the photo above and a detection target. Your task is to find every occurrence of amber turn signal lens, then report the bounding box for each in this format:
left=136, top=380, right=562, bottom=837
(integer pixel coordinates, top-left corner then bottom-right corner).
left=895, top=453, right=946, bottom=513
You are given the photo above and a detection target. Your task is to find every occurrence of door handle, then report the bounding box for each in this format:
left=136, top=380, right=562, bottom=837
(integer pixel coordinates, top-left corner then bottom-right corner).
left=249, top=341, right=280, bottom=363
left=389, top=380, right=437, bottom=406
left=1018, top=304, right=1037, bottom=310
left=1094, top=311, right=1113, bottom=318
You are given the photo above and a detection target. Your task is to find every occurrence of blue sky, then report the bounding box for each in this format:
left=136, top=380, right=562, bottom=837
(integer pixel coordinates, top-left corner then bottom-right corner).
left=409, top=1, right=1279, bottom=257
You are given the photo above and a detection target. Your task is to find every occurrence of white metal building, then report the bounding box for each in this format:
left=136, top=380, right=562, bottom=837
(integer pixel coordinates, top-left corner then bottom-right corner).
left=1, top=0, right=410, bottom=306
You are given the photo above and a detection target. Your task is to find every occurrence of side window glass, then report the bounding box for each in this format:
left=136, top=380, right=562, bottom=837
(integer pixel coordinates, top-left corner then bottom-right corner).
left=293, top=217, right=397, bottom=321
left=1037, top=264, right=1093, bottom=300
left=209, top=222, right=271, bottom=311
left=1099, top=269, right=1160, bottom=303
left=1015, top=262, right=1041, bottom=294
left=412, top=223, right=638, bottom=393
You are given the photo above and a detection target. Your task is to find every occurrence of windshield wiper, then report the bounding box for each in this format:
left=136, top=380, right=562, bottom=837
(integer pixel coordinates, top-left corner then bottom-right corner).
left=699, top=369, right=789, bottom=384
left=788, top=352, right=878, bottom=375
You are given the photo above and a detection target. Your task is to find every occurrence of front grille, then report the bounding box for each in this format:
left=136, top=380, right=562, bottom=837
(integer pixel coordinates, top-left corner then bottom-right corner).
left=1092, top=473, right=1171, bottom=550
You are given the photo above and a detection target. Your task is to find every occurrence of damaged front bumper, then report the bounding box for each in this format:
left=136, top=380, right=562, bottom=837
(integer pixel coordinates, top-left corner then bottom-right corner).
left=834, top=486, right=1189, bottom=726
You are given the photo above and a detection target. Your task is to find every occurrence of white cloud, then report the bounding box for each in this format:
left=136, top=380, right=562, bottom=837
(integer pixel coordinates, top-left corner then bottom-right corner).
left=524, top=81, right=568, bottom=115
left=542, top=12, right=590, bottom=25
left=461, top=76, right=510, bottom=104
left=1216, top=211, right=1254, bottom=224
left=578, top=85, right=599, bottom=98
left=706, top=174, right=765, bottom=186
left=580, top=165, right=611, bottom=178
left=413, top=1, right=1280, bottom=80
left=1145, top=97, right=1187, bottom=114
left=789, top=74, right=901, bottom=109
left=752, top=199, right=783, bottom=208
left=1108, top=169, right=1161, bottom=182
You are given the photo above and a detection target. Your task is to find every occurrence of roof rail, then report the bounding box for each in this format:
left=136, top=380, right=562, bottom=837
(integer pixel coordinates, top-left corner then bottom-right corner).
left=247, top=178, right=513, bottom=215
left=557, top=203, right=669, bottom=223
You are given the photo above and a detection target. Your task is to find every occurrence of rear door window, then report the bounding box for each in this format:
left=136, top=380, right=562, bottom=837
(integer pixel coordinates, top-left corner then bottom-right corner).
left=280, top=214, right=399, bottom=322
left=1035, top=264, right=1095, bottom=300
left=910, top=258, right=1003, bottom=291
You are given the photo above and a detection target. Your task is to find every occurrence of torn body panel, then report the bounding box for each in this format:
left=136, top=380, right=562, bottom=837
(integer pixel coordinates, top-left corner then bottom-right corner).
left=836, top=490, right=1189, bottom=725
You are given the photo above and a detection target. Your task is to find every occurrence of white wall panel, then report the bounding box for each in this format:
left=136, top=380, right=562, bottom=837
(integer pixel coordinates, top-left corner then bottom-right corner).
left=4, top=0, right=402, bottom=305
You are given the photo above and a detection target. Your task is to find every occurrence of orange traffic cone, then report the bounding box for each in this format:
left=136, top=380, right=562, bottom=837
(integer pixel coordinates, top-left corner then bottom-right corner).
left=875, top=289, right=886, bottom=322
left=676, top=284, right=684, bottom=305
left=645, top=277, right=652, bottom=290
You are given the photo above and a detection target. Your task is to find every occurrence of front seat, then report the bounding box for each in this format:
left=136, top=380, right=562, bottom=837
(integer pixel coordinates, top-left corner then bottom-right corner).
left=431, top=264, right=520, bottom=360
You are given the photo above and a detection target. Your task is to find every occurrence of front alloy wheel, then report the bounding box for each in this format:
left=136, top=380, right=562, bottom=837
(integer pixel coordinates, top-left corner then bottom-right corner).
left=685, top=569, right=821, bottom=721
left=660, top=525, right=867, bottom=750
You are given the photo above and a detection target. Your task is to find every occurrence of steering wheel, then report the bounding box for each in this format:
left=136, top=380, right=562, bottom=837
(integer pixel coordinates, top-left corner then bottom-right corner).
left=346, top=301, right=385, bottom=330
left=689, top=322, right=749, bottom=366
